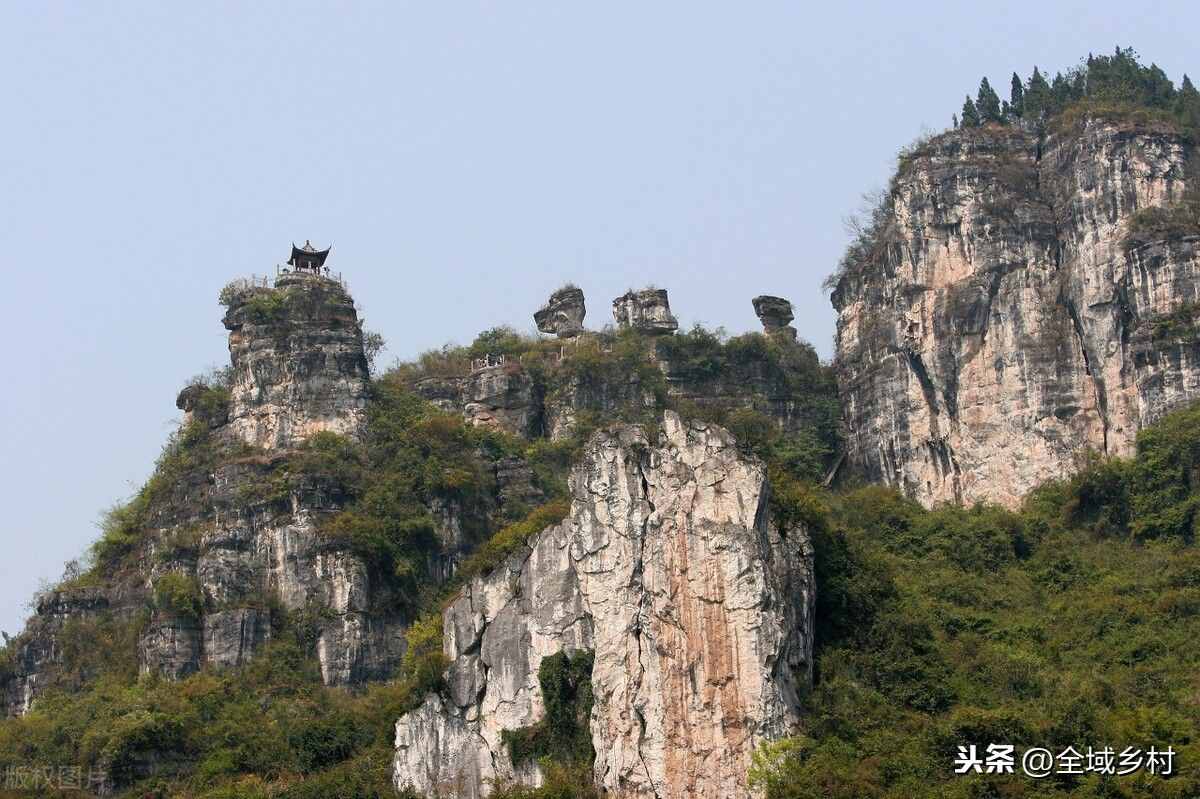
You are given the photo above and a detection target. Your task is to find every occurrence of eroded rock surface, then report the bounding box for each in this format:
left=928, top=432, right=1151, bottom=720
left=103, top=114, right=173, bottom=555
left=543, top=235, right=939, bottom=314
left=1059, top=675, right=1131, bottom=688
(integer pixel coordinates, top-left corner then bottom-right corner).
left=394, top=412, right=814, bottom=799
left=613, top=288, right=678, bottom=334
left=461, top=363, right=539, bottom=437
left=222, top=274, right=370, bottom=450
left=2, top=273, right=401, bottom=715
left=534, top=286, right=587, bottom=338
left=832, top=119, right=1200, bottom=507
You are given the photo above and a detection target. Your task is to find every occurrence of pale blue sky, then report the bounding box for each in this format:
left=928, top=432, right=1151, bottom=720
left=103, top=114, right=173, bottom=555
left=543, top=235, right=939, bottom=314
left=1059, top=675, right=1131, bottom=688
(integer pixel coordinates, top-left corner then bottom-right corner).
left=1, top=2, right=1195, bottom=635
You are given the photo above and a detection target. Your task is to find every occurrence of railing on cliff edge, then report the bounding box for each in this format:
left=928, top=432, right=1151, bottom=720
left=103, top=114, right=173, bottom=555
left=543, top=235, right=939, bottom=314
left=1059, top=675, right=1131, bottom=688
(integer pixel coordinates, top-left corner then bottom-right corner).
left=225, top=268, right=350, bottom=297
left=468, top=337, right=615, bottom=373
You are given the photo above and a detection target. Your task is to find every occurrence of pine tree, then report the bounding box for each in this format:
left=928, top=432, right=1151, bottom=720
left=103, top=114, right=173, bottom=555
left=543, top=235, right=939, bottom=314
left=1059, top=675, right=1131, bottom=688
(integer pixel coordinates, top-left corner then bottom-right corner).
left=1025, top=67, right=1052, bottom=121
left=1050, top=72, right=1073, bottom=115
left=1009, top=72, right=1025, bottom=118
left=961, top=96, right=981, bottom=128
left=1176, top=75, right=1200, bottom=131
left=977, top=77, right=1002, bottom=123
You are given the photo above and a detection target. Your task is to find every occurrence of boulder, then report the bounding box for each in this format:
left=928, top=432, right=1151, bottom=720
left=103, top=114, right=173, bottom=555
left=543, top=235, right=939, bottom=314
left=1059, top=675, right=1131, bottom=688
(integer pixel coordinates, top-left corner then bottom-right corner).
left=534, top=286, right=586, bottom=338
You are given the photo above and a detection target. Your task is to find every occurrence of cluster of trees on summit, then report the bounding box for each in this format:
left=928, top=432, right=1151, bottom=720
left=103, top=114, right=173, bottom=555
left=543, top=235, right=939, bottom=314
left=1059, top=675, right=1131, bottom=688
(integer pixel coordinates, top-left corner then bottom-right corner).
left=955, top=47, right=1200, bottom=132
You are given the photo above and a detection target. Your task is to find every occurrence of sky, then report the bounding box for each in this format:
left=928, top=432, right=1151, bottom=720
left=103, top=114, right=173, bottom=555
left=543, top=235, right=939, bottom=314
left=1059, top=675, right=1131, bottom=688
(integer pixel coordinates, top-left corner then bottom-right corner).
left=1, top=1, right=1196, bottom=636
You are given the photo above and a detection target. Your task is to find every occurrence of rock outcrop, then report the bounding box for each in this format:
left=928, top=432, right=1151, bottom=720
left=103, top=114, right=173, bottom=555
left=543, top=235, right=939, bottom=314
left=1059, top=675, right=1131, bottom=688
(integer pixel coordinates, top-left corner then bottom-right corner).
left=613, top=288, right=678, bottom=334
left=2, top=272, right=402, bottom=715
left=832, top=119, right=1200, bottom=507
left=222, top=273, right=370, bottom=450
left=534, top=286, right=586, bottom=338
left=2, top=588, right=111, bottom=715
left=393, top=412, right=814, bottom=799
left=461, top=362, right=540, bottom=437
left=753, top=295, right=798, bottom=341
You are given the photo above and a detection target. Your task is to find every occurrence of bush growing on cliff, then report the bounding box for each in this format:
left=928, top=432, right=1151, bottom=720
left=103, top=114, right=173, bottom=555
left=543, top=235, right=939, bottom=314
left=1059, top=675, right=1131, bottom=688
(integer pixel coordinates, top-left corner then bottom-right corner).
left=152, top=572, right=204, bottom=620
left=502, top=650, right=595, bottom=768
left=319, top=379, right=500, bottom=604
left=91, top=416, right=231, bottom=572
left=822, top=187, right=902, bottom=293
left=0, top=639, right=406, bottom=797
left=453, top=499, right=570, bottom=586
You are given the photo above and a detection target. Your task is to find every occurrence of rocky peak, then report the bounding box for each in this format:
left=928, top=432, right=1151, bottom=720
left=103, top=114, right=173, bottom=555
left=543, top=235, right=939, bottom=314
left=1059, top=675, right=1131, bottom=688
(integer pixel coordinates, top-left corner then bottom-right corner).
left=534, top=286, right=586, bottom=338
left=612, top=287, right=678, bottom=334
left=752, top=295, right=797, bottom=341
left=393, top=411, right=813, bottom=799
left=832, top=117, right=1199, bottom=507
left=220, top=273, right=370, bottom=450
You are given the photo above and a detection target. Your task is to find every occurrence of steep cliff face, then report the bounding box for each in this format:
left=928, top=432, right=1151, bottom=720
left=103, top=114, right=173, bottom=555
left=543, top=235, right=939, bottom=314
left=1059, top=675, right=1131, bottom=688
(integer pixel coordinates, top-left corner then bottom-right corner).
left=461, top=362, right=541, bottom=437
left=2, top=274, right=400, bottom=716
left=833, top=118, right=1200, bottom=507
left=223, top=274, right=371, bottom=450
left=393, top=412, right=814, bottom=799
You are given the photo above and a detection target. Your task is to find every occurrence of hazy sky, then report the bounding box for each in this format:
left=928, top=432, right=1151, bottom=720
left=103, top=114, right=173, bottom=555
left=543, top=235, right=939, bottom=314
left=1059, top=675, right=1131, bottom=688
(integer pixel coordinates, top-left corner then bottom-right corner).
left=1, top=2, right=1195, bottom=635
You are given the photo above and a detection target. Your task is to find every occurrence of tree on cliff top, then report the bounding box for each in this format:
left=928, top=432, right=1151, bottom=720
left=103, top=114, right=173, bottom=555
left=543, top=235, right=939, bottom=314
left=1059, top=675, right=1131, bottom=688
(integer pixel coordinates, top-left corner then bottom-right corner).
left=957, top=47, right=1198, bottom=137
left=1008, top=71, right=1024, bottom=117
left=960, top=96, right=980, bottom=128
left=976, top=77, right=1002, bottom=124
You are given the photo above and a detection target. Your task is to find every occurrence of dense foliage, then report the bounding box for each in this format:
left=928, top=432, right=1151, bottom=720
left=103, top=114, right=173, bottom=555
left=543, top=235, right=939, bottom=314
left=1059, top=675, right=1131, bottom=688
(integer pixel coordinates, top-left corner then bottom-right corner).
left=956, top=47, right=1200, bottom=137
left=751, top=401, right=1200, bottom=798
left=0, top=632, right=415, bottom=798
left=501, top=651, right=596, bottom=768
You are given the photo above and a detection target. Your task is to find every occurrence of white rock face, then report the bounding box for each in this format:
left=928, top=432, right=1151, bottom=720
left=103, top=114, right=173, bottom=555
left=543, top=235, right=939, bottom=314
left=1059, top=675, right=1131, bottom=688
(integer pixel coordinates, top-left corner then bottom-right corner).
left=833, top=120, right=1200, bottom=507
left=194, top=486, right=406, bottom=685
left=222, top=274, right=371, bottom=450
left=394, top=411, right=814, bottom=799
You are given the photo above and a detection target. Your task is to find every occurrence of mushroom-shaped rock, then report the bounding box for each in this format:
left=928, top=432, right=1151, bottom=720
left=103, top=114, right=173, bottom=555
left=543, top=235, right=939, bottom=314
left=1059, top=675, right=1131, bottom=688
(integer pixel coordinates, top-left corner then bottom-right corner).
left=176, top=384, right=208, bottom=413
left=176, top=383, right=230, bottom=427
left=752, top=295, right=798, bottom=341
left=612, top=288, right=678, bottom=334
left=534, top=286, right=586, bottom=338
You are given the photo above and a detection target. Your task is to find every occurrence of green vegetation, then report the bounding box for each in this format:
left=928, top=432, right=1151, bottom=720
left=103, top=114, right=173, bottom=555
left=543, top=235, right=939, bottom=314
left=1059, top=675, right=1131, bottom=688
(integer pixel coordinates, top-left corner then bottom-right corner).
left=955, top=47, right=1199, bottom=138
left=240, top=289, right=289, bottom=323
left=396, top=613, right=448, bottom=706
left=502, top=651, right=595, bottom=768
left=152, top=572, right=204, bottom=621
left=0, top=635, right=406, bottom=798
left=454, top=500, right=570, bottom=586
left=91, top=416, right=230, bottom=571
left=832, top=48, right=1200, bottom=294
left=751, top=401, right=1200, bottom=798
left=0, top=311, right=841, bottom=797
left=186, top=381, right=232, bottom=427
left=490, top=652, right=599, bottom=799
left=394, top=322, right=837, bottom=453
left=318, top=377, right=517, bottom=607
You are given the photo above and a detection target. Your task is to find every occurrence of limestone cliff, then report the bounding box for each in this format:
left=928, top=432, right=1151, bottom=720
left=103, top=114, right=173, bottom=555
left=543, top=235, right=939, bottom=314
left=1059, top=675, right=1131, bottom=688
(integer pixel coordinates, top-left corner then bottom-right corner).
left=393, top=412, right=814, bottom=799
left=222, top=273, right=371, bottom=450
left=3, top=273, right=397, bottom=715
left=832, top=117, right=1200, bottom=507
